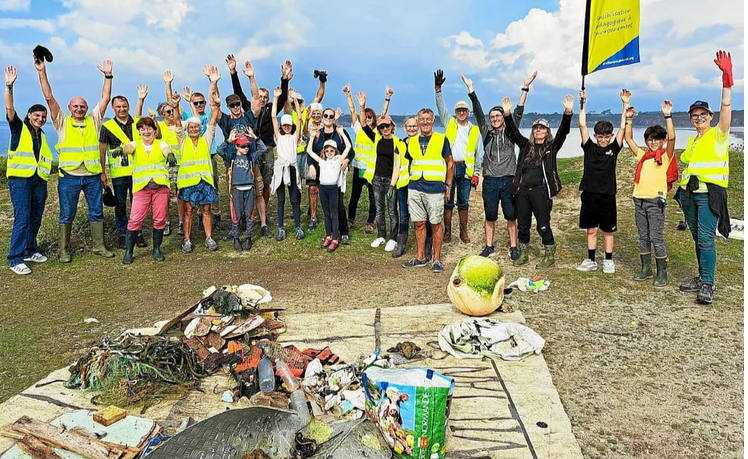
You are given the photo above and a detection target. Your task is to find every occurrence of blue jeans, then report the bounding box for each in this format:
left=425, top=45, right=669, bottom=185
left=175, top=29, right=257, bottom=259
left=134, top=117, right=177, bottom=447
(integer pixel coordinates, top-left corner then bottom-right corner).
left=397, top=187, right=432, bottom=238
left=58, top=172, right=104, bottom=224
left=112, top=176, right=133, bottom=237
left=7, top=176, right=48, bottom=267
left=679, top=189, right=718, bottom=285
left=444, top=162, right=471, bottom=210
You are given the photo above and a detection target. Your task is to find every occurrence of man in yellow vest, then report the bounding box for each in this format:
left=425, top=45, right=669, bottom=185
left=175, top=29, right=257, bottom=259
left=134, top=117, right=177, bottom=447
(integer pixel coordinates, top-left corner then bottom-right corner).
left=99, top=89, right=148, bottom=250
left=401, top=108, right=454, bottom=273
left=35, top=54, right=115, bottom=262
left=676, top=50, right=734, bottom=305
left=5, top=65, right=52, bottom=275
left=435, top=69, right=483, bottom=244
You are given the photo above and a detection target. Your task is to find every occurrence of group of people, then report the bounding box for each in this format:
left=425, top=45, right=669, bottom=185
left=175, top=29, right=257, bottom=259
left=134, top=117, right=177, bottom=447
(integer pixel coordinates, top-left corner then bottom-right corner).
left=4, top=49, right=734, bottom=304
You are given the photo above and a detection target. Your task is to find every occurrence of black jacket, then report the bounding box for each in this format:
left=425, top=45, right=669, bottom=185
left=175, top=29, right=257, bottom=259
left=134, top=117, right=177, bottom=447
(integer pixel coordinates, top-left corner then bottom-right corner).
left=675, top=183, right=731, bottom=239
left=230, top=72, right=288, bottom=147
left=504, top=112, right=572, bottom=198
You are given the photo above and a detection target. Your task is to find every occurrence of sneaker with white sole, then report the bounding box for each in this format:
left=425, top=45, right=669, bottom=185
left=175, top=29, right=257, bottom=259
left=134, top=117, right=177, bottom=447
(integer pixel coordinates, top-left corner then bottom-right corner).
left=23, top=252, right=48, bottom=263
left=576, top=258, right=598, bottom=272
left=10, top=263, right=31, bottom=275
left=371, top=237, right=386, bottom=248
left=206, top=237, right=219, bottom=252
left=602, top=259, right=616, bottom=274
left=384, top=239, right=397, bottom=252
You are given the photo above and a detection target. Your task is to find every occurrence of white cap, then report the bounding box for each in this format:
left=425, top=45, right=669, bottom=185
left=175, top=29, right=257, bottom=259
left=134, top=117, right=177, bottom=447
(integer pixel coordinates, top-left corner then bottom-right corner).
left=280, top=114, right=293, bottom=126
left=323, top=140, right=338, bottom=150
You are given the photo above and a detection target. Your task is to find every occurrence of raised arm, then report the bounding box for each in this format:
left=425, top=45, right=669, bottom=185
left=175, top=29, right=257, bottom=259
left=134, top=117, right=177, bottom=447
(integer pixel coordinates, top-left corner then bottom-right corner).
left=93, top=60, right=113, bottom=118
left=313, top=69, right=326, bottom=103
left=338, top=125, right=352, bottom=159
left=271, top=86, right=282, bottom=140
left=306, top=127, right=322, bottom=162
left=714, top=50, right=733, bottom=135
left=382, top=86, right=394, bottom=116
left=34, top=57, right=61, bottom=121
left=208, top=90, right=221, bottom=126
left=181, top=86, right=198, bottom=117
left=617, top=89, right=630, bottom=146
left=290, top=88, right=303, bottom=142
left=135, top=84, right=148, bottom=118
left=501, top=97, right=528, bottom=150
left=552, top=95, right=574, bottom=152
left=242, top=60, right=260, bottom=100
left=661, top=99, right=676, bottom=158
left=4, top=66, right=17, bottom=121
left=434, top=69, right=451, bottom=128
left=162, top=70, right=174, bottom=105
left=356, top=91, right=367, bottom=129
left=206, top=65, right=221, bottom=121
left=462, top=75, right=487, bottom=134
left=517, top=71, right=537, bottom=108
left=343, top=84, right=358, bottom=127
left=623, top=106, right=639, bottom=153
left=578, top=90, right=589, bottom=144
left=226, top=54, right=250, bottom=112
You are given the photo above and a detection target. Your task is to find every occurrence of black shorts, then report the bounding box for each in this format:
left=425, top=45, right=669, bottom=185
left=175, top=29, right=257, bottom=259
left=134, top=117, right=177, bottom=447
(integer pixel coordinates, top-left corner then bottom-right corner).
left=579, top=191, right=617, bottom=232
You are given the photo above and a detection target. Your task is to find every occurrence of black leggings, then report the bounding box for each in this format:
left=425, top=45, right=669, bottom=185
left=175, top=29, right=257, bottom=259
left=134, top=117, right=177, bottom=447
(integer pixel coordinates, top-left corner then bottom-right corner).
left=348, top=167, right=376, bottom=225
left=516, top=187, right=554, bottom=246
left=276, top=166, right=301, bottom=229
left=320, top=185, right=340, bottom=239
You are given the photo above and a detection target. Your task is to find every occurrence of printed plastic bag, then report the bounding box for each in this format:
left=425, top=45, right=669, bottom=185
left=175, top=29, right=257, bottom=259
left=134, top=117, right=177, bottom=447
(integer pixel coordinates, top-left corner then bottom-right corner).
left=363, top=367, right=454, bottom=459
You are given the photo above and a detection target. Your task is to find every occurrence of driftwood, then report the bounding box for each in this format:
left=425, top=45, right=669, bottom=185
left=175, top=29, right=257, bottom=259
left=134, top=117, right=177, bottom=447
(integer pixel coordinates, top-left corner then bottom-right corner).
left=17, top=435, right=63, bottom=459
left=11, top=416, right=122, bottom=459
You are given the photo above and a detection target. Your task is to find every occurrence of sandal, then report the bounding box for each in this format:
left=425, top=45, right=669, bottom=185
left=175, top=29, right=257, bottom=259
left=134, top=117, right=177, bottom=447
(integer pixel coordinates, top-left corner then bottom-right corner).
left=321, top=236, right=333, bottom=248
left=327, top=239, right=339, bottom=252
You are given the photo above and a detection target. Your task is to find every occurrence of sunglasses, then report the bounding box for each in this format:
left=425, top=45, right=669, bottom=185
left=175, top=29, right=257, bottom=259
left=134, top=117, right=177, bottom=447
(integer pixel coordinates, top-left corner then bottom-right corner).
left=193, top=101, right=206, bottom=106
left=164, top=109, right=174, bottom=115
left=377, top=124, right=391, bottom=130
left=322, top=113, right=335, bottom=119
left=228, top=102, right=242, bottom=108
left=236, top=144, right=250, bottom=149
left=366, top=115, right=374, bottom=120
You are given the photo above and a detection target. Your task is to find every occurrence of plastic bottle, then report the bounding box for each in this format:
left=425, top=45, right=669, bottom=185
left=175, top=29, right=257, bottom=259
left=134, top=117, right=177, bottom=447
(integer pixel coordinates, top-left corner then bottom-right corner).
left=289, top=390, right=311, bottom=424
left=275, top=360, right=300, bottom=391
left=258, top=358, right=275, bottom=392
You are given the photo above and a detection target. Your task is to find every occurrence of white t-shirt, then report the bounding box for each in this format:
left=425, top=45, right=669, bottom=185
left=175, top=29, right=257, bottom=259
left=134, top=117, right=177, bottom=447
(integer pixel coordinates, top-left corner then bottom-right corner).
left=319, top=156, right=342, bottom=186
left=275, top=134, right=298, bottom=166
left=126, top=140, right=171, bottom=156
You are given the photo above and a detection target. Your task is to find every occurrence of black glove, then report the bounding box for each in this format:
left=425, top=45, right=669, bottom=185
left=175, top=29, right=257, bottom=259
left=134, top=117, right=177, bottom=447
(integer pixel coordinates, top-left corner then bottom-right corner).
left=33, top=45, right=53, bottom=63
left=434, top=69, right=445, bottom=88
left=109, top=146, right=123, bottom=158
left=314, top=70, right=328, bottom=83
left=166, top=152, right=178, bottom=167
left=387, top=185, right=395, bottom=200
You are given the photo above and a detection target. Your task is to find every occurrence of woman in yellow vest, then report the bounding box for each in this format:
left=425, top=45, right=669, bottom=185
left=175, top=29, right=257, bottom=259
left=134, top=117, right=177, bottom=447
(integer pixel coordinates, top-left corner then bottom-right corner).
left=177, top=106, right=220, bottom=254
left=114, top=116, right=177, bottom=264
left=157, top=100, right=185, bottom=236
left=4, top=66, right=52, bottom=275
left=675, top=50, right=734, bottom=305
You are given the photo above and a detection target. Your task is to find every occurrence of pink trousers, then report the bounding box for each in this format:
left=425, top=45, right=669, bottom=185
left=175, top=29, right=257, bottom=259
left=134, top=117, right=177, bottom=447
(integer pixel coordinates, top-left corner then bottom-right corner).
left=127, top=186, right=169, bottom=231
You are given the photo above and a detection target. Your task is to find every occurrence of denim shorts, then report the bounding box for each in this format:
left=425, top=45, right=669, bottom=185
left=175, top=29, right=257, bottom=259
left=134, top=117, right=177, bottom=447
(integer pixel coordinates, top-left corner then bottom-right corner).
left=482, top=176, right=515, bottom=222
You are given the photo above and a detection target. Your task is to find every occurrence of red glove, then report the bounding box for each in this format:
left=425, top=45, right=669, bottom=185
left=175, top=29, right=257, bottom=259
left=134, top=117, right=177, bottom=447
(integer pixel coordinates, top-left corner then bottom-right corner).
left=714, top=50, right=733, bottom=88
left=470, top=175, right=480, bottom=188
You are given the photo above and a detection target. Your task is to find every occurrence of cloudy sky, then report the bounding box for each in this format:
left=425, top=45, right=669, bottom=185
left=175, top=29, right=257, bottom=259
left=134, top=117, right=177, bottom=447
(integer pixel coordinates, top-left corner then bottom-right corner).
left=0, top=0, right=743, bottom=116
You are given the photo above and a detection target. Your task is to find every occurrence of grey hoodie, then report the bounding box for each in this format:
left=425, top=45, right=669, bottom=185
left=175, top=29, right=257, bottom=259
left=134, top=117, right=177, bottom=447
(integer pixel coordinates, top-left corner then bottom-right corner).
left=469, top=91, right=524, bottom=178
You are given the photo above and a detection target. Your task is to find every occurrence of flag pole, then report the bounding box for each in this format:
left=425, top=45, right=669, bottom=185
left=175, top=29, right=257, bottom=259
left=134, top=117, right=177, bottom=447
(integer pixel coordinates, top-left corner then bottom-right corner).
left=580, top=76, right=586, bottom=110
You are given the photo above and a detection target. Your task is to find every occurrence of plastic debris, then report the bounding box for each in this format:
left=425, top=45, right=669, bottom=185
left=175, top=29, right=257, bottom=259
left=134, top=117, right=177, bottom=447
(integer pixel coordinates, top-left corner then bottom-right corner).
left=438, top=317, right=546, bottom=361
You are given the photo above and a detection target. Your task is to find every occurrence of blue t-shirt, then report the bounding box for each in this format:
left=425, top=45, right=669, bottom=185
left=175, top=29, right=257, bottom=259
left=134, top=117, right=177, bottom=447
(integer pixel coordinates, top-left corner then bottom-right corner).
left=405, top=134, right=452, bottom=193
left=181, top=109, right=216, bottom=153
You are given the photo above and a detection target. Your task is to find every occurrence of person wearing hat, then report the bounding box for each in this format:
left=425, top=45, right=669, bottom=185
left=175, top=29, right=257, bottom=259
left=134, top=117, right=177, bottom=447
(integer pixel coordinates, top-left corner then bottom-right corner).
left=226, top=130, right=266, bottom=252
left=502, top=94, right=574, bottom=268
left=158, top=71, right=188, bottom=237
left=434, top=69, right=484, bottom=244
left=34, top=54, right=115, bottom=262
left=461, top=71, right=537, bottom=260
left=4, top=65, right=52, bottom=275
left=675, top=50, right=734, bottom=305
left=98, top=86, right=149, bottom=250
left=270, top=87, right=305, bottom=241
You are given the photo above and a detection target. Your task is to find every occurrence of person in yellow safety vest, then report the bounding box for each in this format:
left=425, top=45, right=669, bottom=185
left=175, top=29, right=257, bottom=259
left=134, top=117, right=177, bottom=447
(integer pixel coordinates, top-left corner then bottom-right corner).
left=434, top=69, right=484, bottom=245
left=34, top=54, right=115, bottom=263
left=114, top=115, right=177, bottom=264
left=675, top=50, right=734, bottom=305
left=98, top=87, right=148, bottom=250
left=159, top=70, right=187, bottom=237
left=401, top=108, right=454, bottom=274
left=177, top=97, right=221, bottom=255
left=4, top=66, right=52, bottom=275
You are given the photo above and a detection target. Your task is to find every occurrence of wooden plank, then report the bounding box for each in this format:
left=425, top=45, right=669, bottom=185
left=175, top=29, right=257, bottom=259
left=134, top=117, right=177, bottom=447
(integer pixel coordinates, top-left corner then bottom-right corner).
left=93, top=407, right=127, bottom=427
left=16, top=435, right=62, bottom=459
left=11, top=417, right=121, bottom=459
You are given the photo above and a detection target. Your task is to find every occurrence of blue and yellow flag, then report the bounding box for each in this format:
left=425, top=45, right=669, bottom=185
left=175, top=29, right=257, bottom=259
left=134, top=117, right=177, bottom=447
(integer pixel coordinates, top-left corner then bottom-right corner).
left=582, top=0, right=640, bottom=75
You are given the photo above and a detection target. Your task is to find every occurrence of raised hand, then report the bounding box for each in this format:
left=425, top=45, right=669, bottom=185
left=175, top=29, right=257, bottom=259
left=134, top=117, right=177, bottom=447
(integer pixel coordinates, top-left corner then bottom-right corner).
left=434, top=69, right=446, bottom=88
left=562, top=94, right=574, bottom=113
left=32, top=54, right=45, bottom=72
left=460, top=74, right=473, bottom=93
left=147, top=107, right=156, bottom=119
left=243, top=60, right=254, bottom=78
left=5, top=66, right=17, bottom=86
left=578, top=89, right=586, bottom=103
left=227, top=129, right=237, bottom=143
left=246, top=125, right=257, bottom=139
left=625, top=106, right=635, bottom=119
left=208, top=65, right=221, bottom=83
left=620, top=88, right=631, bottom=105
left=171, top=91, right=181, bottom=104
left=210, top=91, right=220, bottom=107
left=342, top=84, right=351, bottom=95
left=288, top=88, right=297, bottom=100
left=335, top=107, right=343, bottom=121
left=182, top=86, right=192, bottom=102
left=273, top=86, right=282, bottom=98
left=356, top=91, right=366, bottom=107
left=225, top=54, right=237, bottom=73
left=317, top=70, right=327, bottom=83
left=336, top=125, right=345, bottom=136
left=97, top=59, right=113, bottom=76
left=661, top=99, right=673, bottom=116
left=385, top=86, right=395, bottom=97
left=281, top=60, right=293, bottom=80
left=524, top=71, right=538, bottom=88
left=501, top=97, right=512, bottom=114
left=714, top=50, right=733, bottom=87
left=202, top=64, right=211, bottom=78
left=137, top=84, right=149, bottom=100
left=162, top=70, right=174, bottom=83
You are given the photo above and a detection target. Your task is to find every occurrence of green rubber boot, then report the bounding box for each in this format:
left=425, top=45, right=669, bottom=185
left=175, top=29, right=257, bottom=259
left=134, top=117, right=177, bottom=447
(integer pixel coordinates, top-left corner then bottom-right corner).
left=653, top=257, right=667, bottom=288
left=536, top=244, right=556, bottom=268
left=58, top=224, right=72, bottom=263
left=152, top=229, right=165, bottom=262
left=122, top=230, right=137, bottom=265
left=90, top=222, right=114, bottom=258
left=513, top=242, right=529, bottom=266
left=633, top=253, right=653, bottom=281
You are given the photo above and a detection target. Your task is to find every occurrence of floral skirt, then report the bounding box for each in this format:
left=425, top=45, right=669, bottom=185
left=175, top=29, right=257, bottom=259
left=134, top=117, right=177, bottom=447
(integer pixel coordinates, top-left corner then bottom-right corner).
left=178, top=180, right=218, bottom=207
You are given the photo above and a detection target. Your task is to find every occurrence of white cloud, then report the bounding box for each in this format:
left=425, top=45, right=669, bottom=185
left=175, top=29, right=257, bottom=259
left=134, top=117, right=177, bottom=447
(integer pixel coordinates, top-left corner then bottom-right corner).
left=0, top=18, right=54, bottom=33
left=0, top=0, right=29, bottom=11
left=442, top=32, right=499, bottom=71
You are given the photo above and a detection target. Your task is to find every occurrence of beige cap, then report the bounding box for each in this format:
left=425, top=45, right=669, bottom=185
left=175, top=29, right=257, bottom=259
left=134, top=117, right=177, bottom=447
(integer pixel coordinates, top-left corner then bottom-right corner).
left=454, top=101, right=470, bottom=111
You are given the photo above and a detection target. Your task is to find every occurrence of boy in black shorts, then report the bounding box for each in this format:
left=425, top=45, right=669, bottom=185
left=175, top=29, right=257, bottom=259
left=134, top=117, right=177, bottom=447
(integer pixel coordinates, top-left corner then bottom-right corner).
left=575, top=89, right=629, bottom=274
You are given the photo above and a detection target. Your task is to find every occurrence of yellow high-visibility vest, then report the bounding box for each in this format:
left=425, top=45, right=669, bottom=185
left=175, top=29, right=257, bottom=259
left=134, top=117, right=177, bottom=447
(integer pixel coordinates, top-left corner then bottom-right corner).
left=407, top=133, right=447, bottom=183
left=158, top=121, right=181, bottom=165
left=103, top=117, right=140, bottom=178
left=397, top=136, right=412, bottom=189
left=6, top=123, right=53, bottom=180
left=131, top=141, right=170, bottom=193
left=177, top=136, right=214, bottom=189
left=680, top=127, right=729, bottom=188
left=445, top=118, right=479, bottom=177
left=352, top=125, right=376, bottom=170
left=56, top=115, right=101, bottom=174
left=363, top=135, right=405, bottom=184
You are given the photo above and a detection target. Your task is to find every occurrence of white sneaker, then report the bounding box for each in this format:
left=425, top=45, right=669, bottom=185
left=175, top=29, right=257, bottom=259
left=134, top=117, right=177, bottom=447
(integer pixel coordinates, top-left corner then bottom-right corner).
left=602, top=259, right=616, bottom=274
left=10, top=263, right=31, bottom=275
left=576, top=258, right=598, bottom=272
left=371, top=237, right=386, bottom=248
left=384, top=239, right=397, bottom=252
left=23, top=252, right=48, bottom=263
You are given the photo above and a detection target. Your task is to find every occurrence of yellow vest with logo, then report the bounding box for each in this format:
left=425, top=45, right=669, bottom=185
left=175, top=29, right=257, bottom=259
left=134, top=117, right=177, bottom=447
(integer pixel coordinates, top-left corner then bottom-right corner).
left=407, top=133, right=447, bottom=183
left=177, top=137, right=214, bottom=189
left=7, top=124, right=53, bottom=181
left=445, top=118, right=479, bottom=177
left=56, top=115, right=101, bottom=174
left=103, top=118, right=140, bottom=178
left=158, top=121, right=181, bottom=165
left=363, top=135, right=405, bottom=183
left=131, top=141, right=170, bottom=193
left=353, top=125, right=376, bottom=170
left=680, top=127, right=729, bottom=188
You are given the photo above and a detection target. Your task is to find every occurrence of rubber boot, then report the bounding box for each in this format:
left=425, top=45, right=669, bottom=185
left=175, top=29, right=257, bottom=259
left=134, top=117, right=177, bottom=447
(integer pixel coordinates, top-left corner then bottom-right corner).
left=392, top=233, right=408, bottom=258
left=58, top=224, right=72, bottom=263
left=653, top=257, right=667, bottom=287
left=513, top=242, right=528, bottom=266
left=536, top=245, right=556, bottom=268
left=424, top=237, right=433, bottom=262
left=633, top=253, right=653, bottom=281
left=443, top=209, right=453, bottom=243
left=244, top=236, right=253, bottom=252
left=90, top=222, right=114, bottom=258
left=122, top=230, right=137, bottom=265
left=152, top=229, right=165, bottom=262
left=458, top=209, right=470, bottom=243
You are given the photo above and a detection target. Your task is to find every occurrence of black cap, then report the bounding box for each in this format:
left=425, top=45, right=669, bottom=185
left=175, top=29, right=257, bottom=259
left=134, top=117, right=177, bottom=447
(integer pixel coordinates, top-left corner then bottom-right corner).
left=32, top=45, right=53, bottom=63
left=688, top=100, right=713, bottom=115
left=489, top=106, right=504, bottom=114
